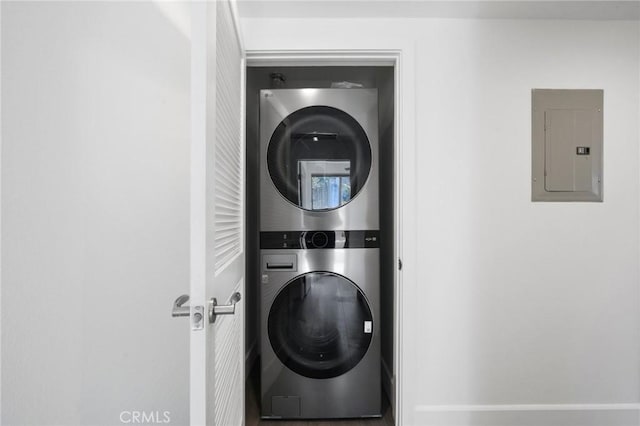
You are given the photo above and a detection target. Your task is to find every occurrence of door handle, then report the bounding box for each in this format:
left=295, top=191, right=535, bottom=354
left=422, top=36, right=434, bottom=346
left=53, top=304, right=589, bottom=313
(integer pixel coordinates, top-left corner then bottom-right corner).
left=209, top=292, right=242, bottom=323
left=172, top=294, right=204, bottom=330
left=172, top=294, right=190, bottom=317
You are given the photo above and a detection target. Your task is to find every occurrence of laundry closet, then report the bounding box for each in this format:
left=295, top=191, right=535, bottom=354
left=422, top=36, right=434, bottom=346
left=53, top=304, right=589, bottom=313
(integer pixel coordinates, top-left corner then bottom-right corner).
left=244, top=66, right=396, bottom=421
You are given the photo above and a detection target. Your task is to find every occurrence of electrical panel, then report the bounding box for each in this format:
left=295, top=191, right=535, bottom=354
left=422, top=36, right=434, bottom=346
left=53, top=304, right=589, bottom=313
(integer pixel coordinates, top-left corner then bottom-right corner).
left=532, top=89, right=603, bottom=202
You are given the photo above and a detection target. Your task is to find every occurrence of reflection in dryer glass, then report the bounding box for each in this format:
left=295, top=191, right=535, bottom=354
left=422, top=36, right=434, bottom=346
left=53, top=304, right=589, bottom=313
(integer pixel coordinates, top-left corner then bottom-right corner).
left=268, top=272, right=373, bottom=379
left=311, top=175, right=351, bottom=209
left=297, top=160, right=351, bottom=210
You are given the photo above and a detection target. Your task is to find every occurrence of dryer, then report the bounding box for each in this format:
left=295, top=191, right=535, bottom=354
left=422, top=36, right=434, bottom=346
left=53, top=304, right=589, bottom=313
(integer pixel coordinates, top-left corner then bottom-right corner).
left=260, top=89, right=379, bottom=232
left=260, top=230, right=381, bottom=419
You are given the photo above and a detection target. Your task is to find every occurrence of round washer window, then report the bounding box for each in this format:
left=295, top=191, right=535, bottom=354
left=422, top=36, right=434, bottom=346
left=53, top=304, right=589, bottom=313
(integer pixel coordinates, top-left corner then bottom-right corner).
left=267, top=106, right=372, bottom=211
left=268, top=272, right=373, bottom=379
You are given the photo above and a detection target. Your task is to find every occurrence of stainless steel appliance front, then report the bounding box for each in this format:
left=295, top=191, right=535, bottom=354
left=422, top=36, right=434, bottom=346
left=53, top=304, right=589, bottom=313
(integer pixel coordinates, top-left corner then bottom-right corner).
left=260, top=247, right=381, bottom=419
left=260, top=88, right=379, bottom=231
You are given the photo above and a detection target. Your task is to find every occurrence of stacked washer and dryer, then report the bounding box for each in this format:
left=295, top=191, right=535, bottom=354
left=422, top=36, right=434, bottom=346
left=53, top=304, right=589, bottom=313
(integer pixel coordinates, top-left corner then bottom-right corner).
left=259, top=88, right=381, bottom=419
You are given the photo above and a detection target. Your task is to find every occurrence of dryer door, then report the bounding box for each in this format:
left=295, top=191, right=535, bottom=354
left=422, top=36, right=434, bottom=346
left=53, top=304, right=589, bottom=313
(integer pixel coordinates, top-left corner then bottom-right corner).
left=268, top=272, right=373, bottom=379
left=267, top=106, right=372, bottom=211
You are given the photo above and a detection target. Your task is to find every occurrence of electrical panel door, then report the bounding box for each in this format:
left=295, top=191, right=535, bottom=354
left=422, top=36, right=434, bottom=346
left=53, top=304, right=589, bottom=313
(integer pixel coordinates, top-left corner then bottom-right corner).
left=532, top=89, right=603, bottom=202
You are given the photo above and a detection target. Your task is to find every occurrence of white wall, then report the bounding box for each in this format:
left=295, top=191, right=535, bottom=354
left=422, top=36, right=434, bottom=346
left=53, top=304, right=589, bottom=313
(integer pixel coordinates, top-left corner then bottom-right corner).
left=241, top=17, right=640, bottom=426
left=2, top=2, right=190, bottom=425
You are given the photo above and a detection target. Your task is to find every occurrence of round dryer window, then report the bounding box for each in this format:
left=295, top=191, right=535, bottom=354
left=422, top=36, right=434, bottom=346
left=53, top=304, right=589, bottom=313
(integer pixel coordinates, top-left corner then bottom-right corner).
left=267, top=106, right=372, bottom=211
left=268, top=272, right=373, bottom=379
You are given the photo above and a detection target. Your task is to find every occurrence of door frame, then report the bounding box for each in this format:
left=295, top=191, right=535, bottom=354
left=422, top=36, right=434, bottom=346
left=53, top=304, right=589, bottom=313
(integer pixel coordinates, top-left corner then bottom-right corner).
left=245, top=48, right=416, bottom=425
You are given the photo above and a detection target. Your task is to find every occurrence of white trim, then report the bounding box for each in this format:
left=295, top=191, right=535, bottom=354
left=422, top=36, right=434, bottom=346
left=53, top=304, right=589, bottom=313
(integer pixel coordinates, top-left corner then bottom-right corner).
left=189, top=3, right=209, bottom=425
left=392, top=41, right=416, bottom=426
left=228, top=0, right=245, bottom=55
left=235, top=277, right=246, bottom=426
left=235, top=12, right=246, bottom=423
left=245, top=48, right=415, bottom=426
left=240, top=58, right=246, bottom=258
left=0, top=1, right=3, bottom=416
left=393, top=46, right=405, bottom=426
left=413, top=403, right=640, bottom=426
left=238, top=38, right=248, bottom=426
left=236, top=1, right=640, bottom=20
left=246, top=49, right=397, bottom=67
left=416, top=403, right=640, bottom=412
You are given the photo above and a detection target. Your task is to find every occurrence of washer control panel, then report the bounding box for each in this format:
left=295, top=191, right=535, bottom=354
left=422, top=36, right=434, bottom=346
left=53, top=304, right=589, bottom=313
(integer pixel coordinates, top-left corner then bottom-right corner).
left=260, top=230, right=379, bottom=249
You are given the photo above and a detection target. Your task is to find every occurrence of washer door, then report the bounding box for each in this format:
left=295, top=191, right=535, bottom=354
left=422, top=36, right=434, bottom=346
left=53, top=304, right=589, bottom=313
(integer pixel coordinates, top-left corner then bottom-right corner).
left=267, top=106, right=372, bottom=211
left=268, top=272, right=373, bottom=379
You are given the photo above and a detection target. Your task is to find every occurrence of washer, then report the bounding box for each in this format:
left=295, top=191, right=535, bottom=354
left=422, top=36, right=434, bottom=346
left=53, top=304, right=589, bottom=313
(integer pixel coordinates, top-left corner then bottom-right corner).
left=260, top=230, right=381, bottom=419
left=260, top=88, right=379, bottom=232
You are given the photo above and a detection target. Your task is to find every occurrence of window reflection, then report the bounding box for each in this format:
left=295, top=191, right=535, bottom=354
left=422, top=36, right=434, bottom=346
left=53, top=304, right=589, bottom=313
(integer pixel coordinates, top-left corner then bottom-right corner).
left=297, top=160, right=351, bottom=210
left=311, top=175, right=351, bottom=210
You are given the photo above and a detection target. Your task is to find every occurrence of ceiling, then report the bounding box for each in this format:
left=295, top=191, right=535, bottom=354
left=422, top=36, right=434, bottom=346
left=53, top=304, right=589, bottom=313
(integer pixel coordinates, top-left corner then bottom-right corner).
left=236, top=0, right=640, bottom=20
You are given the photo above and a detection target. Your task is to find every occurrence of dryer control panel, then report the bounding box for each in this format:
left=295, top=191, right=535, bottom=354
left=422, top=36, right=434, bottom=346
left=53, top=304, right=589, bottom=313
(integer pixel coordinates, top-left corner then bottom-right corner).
left=260, top=230, right=379, bottom=249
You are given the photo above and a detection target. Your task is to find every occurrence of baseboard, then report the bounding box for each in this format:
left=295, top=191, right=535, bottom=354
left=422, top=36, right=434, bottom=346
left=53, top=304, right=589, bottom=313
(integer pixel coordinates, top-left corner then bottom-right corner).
left=245, top=339, right=258, bottom=380
left=381, top=358, right=395, bottom=419
left=411, top=404, right=640, bottom=426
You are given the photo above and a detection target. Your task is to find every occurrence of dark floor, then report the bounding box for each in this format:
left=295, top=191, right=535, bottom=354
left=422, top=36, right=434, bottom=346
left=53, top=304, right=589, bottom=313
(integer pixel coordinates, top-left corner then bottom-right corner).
left=245, top=362, right=394, bottom=426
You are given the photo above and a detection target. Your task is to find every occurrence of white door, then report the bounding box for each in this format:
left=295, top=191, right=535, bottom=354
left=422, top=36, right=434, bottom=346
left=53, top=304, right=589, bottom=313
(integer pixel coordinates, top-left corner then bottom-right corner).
left=188, top=1, right=245, bottom=425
